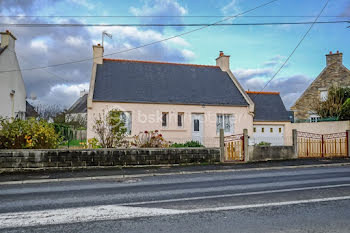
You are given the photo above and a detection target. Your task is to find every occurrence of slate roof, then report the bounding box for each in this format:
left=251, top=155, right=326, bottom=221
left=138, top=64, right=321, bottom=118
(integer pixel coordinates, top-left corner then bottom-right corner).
left=247, top=91, right=290, bottom=122
left=93, top=59, right=248, bottom=106
left=25, top=101, right=39, bottom=118
left=67, top=94, right=87, bottom=114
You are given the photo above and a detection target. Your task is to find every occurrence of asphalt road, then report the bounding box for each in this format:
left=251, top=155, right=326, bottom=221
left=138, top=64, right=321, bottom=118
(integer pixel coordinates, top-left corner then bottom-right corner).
left=1, top=165, right=350, bottom=232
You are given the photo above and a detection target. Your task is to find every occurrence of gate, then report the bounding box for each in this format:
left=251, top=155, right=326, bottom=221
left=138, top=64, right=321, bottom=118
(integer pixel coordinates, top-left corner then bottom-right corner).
left=224, top=134, right=244, bottom=161
left=297, top=131, right=348, bottom=158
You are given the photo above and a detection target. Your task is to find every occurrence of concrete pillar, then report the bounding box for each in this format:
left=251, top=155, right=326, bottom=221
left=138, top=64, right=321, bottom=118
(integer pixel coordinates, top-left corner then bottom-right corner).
left=243, top=128, right=249, bottom=162
left=347, top=130, right=350, bottom=157
left=292, top=129, right=298, bottom=158
left=219, top=129, right=225, bottom=162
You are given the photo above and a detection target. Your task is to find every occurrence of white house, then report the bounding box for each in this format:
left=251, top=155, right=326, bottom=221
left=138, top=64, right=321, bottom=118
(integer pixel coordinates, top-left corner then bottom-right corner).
left=0, top=30, right=26, bottom=119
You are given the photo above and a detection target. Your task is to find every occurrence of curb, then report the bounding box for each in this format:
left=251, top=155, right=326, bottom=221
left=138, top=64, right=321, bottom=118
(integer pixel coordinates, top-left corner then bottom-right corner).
left=1, top=162, right=350, bottom=186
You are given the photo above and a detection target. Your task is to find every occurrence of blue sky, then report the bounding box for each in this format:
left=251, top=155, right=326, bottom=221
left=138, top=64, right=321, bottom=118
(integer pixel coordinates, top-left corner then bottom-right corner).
left=0, top=0, right=349, bottom=109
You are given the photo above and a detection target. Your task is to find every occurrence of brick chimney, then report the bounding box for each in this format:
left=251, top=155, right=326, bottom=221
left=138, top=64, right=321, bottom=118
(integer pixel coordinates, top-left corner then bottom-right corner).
left=326, top=50, right=343, bottom=66
left=216, top=51, right=230, bottom=71
left=0, top=30, right=16, bottom=50
left=93, top=43, right=103, bottom=64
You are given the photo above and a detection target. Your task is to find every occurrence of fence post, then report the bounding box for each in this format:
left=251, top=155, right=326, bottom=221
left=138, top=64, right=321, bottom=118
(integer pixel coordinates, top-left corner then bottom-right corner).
left=292, top=129, right=298, bottom=159
left=347, top=130, right=350, bottom=157
left=243, top=128, right=249, bottom=162
left=219, top=129, right=225, bottom=162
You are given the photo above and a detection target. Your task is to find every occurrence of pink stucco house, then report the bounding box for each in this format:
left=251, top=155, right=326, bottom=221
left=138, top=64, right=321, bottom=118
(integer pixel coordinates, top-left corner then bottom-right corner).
left=87, top=45, right=256, bottom=146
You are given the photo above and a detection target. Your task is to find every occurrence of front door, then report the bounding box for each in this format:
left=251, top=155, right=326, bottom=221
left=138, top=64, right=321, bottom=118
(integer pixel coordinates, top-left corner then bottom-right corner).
left=192, top=114, right=204, bottom=144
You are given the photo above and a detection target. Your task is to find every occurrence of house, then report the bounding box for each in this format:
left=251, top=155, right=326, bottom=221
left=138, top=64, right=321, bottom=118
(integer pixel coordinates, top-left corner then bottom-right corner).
left=87, top=45, right=255, bottom=146
left=247, top=91, right=292, bottom=146
left=291, top=51, right=350, bottom=122
left=0, top=30, right=26, bottom=119
left=25, top=101, right=39, bottom=119
left=65, top=90, right=88, bottom=126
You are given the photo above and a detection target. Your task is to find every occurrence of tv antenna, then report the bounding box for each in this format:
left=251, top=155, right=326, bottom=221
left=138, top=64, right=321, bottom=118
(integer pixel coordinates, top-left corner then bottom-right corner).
left=102, top=31, right=112, bottom=47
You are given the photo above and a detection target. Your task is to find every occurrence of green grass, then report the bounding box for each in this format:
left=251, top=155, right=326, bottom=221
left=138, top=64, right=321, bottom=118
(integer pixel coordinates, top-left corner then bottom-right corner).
left=60, top=139, right=85, bottom=147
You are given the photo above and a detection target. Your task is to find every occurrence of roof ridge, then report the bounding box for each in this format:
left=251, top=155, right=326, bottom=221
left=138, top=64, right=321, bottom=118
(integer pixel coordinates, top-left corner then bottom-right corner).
left=246, top=91, right=280, bottom=95
left=103, top=58, right=219, bottom=68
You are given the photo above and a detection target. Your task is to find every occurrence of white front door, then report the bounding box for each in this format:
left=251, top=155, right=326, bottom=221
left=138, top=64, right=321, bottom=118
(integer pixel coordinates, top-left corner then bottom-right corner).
left=192, top=114, right=204, bottom=144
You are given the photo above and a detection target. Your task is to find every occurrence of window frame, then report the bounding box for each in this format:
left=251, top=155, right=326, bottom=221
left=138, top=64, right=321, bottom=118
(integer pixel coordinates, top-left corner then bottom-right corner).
left=162, top=112, right=168, bottom=127
left=177, top=112, right=184, bottom=128
left=120, top=111, right=132, bottom=135
left=216, top=114, right=234, bottom=135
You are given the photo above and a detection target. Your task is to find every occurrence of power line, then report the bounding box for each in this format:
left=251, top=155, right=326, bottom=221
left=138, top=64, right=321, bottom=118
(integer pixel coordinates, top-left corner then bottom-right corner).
left=0, top=15, right=349, bottom=18
left=0, top=0, right=279, bottom=74
left=251, top=0, right=330, bottom=101
left=0, top=21, right=348, bottom=27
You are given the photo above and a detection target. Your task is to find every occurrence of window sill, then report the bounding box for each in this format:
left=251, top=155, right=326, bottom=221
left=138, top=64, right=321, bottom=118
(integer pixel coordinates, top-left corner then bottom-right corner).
left=161, top=129, right=187, bottom=132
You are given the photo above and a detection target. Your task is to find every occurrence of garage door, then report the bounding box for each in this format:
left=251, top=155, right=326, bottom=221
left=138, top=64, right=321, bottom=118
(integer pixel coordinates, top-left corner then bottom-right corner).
left=252, top=125, right=284, bottom=146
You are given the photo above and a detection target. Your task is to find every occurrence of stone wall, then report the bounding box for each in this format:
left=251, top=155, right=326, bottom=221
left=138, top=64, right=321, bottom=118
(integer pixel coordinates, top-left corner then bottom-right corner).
left=291, top=52, right=350, bottom=120
left=247, top=145, right=296, bottom=162
left=0, top=148, right=220, bottom=169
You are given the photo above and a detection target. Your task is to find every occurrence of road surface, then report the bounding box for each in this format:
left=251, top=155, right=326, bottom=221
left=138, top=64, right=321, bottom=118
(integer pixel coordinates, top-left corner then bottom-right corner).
left=1, top=165, right=350, bottom=232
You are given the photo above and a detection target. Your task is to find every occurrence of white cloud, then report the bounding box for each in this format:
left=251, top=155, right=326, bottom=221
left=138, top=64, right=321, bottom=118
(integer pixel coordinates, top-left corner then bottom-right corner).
left=30, top=39, right=48, bottom=52
left=39, top=82, right=89, bottom=107
left=65, top=36, right=85, bottom=47
left=233, top=68, right=274, bottom=80
left=181, top=49, right=195, bottom=60
left=221, top=0, right=240, bottom=15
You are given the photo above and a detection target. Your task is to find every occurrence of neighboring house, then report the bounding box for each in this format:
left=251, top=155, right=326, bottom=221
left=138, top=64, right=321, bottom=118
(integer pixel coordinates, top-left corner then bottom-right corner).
left=0, top=30, right=26, bottom=119
left=291, top=51, right=350, bottom=122
left=247, top=91, right=292, bottom=146
left=66, top=90, right=88, bottom=127
left=87, top=45, right=255, bottom=146
left=25, top=101, right=39, bottom=119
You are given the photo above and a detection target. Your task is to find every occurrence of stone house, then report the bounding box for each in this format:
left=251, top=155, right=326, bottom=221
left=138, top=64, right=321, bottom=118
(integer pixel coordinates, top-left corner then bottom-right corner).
left=0, top=30, right=26, bottom=119
left=291, top=51, right=350, bottom=122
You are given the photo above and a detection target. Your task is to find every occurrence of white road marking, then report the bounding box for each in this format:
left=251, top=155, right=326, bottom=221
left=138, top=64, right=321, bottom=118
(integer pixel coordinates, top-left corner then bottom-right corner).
left=1, top=195, right=350, bottom=229
left=122, top=183, right=350, bottom=206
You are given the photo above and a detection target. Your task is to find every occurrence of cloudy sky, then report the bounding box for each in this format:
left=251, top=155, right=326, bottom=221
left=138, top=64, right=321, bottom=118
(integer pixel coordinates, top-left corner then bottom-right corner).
left=0, top=0, right=349, bottom=109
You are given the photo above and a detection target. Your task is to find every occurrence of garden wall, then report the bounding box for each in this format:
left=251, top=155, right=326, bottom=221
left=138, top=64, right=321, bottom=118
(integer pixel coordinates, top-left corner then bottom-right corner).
left=0, top=148, right=220, bottom=169
left=247, top=145, right=296, bottom=162
left=292, top=121, right=350, bottom=134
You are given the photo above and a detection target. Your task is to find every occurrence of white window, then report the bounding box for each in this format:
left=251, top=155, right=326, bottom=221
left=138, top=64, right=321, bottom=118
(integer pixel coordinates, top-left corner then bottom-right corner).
left=120, top=112, right=132, bottom=135
left=162, top=112, right=168, bottom=127
left=320, top=90, right=328, bottom=102
left=216, top=114, right=234, bottom=134
left=177, top=113, right=184, bottom=127
left=309, top=114, right=320, bottom=123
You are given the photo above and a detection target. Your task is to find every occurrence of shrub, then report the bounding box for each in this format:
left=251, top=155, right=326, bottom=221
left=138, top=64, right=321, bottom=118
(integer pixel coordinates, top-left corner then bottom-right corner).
left=170, top=141, right=204, bottom=148
left=88, top=138, right=101, bottom=149
left=339, top=98, right=350, bottom=120
left=132, top=130, right=169, bottom=148
left=92, top=109, right=128, bottom=148
left=256, top=141, right=271, bottom=146
left=0, top=118, right=60, bottom=149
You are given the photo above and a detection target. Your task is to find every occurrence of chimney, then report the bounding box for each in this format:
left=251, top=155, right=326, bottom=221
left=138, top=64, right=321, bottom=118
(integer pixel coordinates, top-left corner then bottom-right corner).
left=0, top=30, right=16, bottom=49
left=216, top=51, right=230, bottom=71
left=93, top=43, right=103, bottom=64
left=326, top=50, right=343, bottom=66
